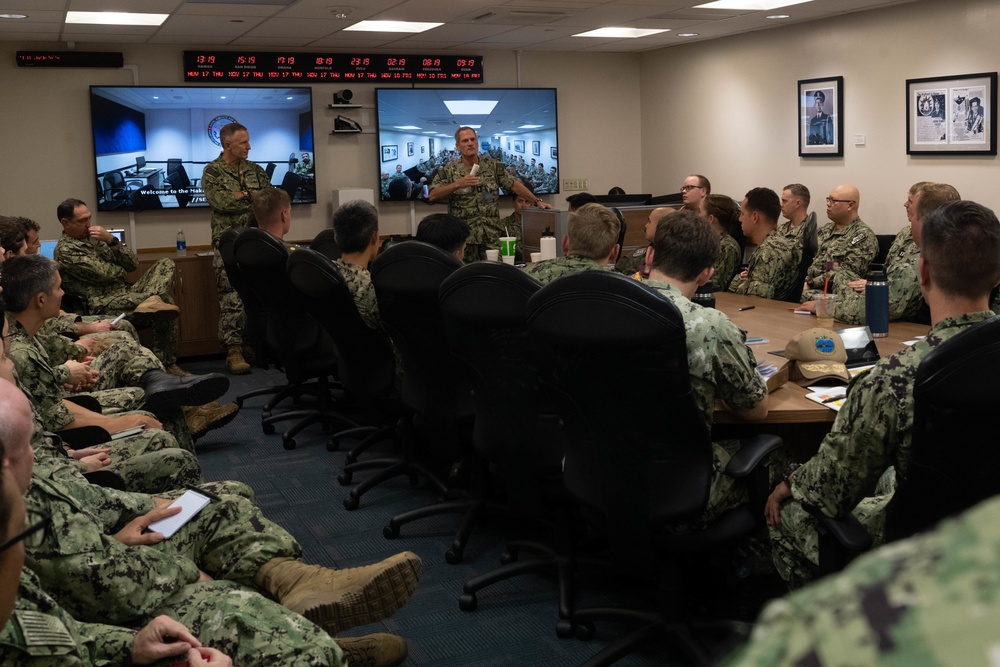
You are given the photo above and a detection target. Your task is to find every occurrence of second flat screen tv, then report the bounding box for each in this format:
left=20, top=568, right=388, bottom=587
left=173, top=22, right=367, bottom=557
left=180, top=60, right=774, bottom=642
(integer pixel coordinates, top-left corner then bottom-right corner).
left=375, top=87, right=558, bottom=202
left=89, top=85, right=316, bottom=212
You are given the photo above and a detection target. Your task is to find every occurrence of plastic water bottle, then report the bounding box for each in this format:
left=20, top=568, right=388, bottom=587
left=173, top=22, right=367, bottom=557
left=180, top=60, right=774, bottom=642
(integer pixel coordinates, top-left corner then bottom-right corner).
left=865, top=263, right=889, bottom=337
left=176, top=229, right=187, bottom=256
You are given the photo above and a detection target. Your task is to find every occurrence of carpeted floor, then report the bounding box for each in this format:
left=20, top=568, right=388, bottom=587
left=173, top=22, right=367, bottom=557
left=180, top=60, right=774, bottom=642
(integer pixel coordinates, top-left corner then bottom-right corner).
left=188, top=356, right=743, bottom=666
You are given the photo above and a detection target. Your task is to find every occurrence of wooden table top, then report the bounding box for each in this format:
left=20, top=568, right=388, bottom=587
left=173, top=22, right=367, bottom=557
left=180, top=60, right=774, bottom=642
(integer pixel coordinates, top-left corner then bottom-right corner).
left=712, top=292, right=929, bottom=424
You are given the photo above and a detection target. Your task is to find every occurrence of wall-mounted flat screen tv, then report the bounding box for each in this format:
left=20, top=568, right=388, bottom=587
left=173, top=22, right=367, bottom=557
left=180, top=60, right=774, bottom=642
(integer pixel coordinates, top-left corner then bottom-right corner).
left=89, top=85, right=315, bottom=212
left=375, top=87, right=558, bottom=202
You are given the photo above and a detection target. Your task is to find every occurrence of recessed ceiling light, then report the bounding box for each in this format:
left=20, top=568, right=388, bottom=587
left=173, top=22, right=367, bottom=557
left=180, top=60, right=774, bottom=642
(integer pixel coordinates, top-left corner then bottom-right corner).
left=678, top=33, right=699, bottom=37
left=395, top=125, right=422, bottom=130
left=573, top=27, right=669, bottom=38
left=695, top=0, right=812, bottom=9
left=344, top=20, right=442, bottom=33
left=766, top=14, right=791, bottom=19
left=66, top=11, right=168, bottom=26
left=0, top=13, right=27, bottom=19
left=443, top=100, right=498, bottom=115
left=519, top=124, right=543, bottom=129
left=465, top=125, right=482, bottom=129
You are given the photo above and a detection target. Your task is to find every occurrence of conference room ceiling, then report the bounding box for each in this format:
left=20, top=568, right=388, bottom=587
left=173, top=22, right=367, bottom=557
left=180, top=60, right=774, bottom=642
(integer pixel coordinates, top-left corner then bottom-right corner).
left=2, top=0, right=921, bottom=52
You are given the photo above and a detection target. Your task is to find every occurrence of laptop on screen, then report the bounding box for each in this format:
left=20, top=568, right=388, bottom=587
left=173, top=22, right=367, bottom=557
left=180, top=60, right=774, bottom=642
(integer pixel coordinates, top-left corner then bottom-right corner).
left=40, top=240, right=58, bottom=259
left=108, top=228, right=126, bottom=245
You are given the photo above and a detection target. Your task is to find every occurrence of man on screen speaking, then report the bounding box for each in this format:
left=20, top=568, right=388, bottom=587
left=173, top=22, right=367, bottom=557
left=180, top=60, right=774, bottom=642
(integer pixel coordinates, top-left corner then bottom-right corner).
left=429, top=126, right=551, bottom=263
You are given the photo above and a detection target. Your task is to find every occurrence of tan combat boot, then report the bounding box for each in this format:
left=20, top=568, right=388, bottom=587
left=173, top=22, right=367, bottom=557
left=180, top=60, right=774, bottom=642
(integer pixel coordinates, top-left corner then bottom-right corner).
left=134, top=295, right=180, bottom=320
left=254, top=552, right=423, bottom=634
left=336, top=633, right=407, bottom=667
left=226, top=345, right=250, bottom=375
left=184, top=402, right=240, bottom=440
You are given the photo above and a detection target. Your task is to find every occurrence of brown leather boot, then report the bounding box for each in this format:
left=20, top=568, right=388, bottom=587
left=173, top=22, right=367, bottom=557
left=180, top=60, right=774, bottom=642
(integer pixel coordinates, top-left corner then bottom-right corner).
left=336, top=633, right=407, bottom=667
left=254, top=552, right=422, bottom=634
left=226, top=345, right=250, bottom=375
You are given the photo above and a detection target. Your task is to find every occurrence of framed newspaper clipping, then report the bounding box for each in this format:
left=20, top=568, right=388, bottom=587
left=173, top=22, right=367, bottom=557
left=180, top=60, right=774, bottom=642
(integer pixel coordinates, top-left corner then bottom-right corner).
left=906, top=72, right=997, bottom=155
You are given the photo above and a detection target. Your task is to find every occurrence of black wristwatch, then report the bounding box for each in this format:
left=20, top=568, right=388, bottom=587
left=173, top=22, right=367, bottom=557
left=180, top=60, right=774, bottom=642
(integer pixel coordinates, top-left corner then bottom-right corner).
left=108, top=237, right=120, bottom=247
left=781, top=462, right=801, bottom=486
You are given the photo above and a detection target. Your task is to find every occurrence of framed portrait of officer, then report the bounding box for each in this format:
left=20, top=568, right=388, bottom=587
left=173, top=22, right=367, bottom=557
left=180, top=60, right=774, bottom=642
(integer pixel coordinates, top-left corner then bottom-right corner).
left=798, top=76, right=843, bottom=158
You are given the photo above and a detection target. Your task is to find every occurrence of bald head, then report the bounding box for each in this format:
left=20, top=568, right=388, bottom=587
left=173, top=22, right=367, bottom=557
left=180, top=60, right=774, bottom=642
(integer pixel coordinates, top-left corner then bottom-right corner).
left=826, top=184, right=860, bottom=226
left=0, top=380, right=34, bottom=494
left=645, top=207, right=675, bottom=242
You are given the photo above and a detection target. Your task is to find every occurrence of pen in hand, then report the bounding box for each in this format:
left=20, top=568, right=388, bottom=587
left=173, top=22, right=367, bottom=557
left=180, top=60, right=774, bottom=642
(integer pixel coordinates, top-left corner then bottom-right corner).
left=738, top=306, right=755, bottom=311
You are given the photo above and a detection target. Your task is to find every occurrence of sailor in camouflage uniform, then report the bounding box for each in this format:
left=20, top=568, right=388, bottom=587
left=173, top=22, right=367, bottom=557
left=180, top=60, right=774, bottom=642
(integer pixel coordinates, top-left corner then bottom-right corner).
left=801, top=184, right=879, bottom=301
left=827, top=183, right=960, bottom=324
left=729, top=188, right=803, bottom=301
left=52, top=199, right=180, bottom=371
left=766, top=200, right=1000, bottom=588
left=201, top=122, right=271, bottom=375
left=615, top=207, right=675, bottom=277
left=524, top=203, right=619, bottom=285
left=429, top=127, right=550, bottom=263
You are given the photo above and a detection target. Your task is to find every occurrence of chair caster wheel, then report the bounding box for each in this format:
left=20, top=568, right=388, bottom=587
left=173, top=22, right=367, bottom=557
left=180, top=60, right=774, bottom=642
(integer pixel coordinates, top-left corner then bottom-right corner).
left=556, top=620, right=575, bottom=639
left=459, top=593, right=477, bottom=611
left=262, top=423, right=275, bottom=435
left=337, top=473, right=352, bottom=486
left=383, top=524, right=399, bottom=539
left=282, top=437, right=295, bottom=450
left=500, top=549, right=517, bottom=565
left=575, top=622, right=595, bottom=641
left=343, top=496, right=359, bottom=510
left=445, top=547, right=463, bottom=564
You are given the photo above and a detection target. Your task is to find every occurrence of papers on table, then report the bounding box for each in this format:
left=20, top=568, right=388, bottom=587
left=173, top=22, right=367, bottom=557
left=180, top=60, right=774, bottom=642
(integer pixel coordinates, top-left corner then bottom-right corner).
left=805, top=386, right=847, bottom=411
left=147, top=489, right=212, bottom=538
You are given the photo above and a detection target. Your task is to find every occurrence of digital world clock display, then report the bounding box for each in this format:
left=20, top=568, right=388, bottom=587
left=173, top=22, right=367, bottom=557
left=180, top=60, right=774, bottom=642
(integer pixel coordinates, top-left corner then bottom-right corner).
left=183, top=51, right=483, bottom=83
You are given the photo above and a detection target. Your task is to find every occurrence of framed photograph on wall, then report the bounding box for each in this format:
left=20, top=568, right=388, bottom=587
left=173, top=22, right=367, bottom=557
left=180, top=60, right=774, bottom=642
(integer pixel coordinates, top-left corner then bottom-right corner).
left=406, top=141, right=414, bottom=156
left=798, top=76, right=843, bottom=157
left=550, top=146, right=558, bottom=159
left=531, top=140, right=540, bottom=156
left=514, top=139, right=525, bottom=153
left=906, top=72, right=997, bottom=155
left=381, top=145, right=398, bottom=162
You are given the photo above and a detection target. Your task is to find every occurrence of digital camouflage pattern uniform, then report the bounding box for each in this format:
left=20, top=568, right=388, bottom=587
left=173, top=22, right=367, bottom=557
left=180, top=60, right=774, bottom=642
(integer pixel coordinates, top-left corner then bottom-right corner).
left=768, top=312, right=992, bottom=587
left=992, top=288, right=1000, bottom=314
left=713, top=232, right=742, bottom=291
left=834, top=225, right=923, bottom=324
left=497, top=212, right=524, bottom=262
left=23, top=473, right=306, bottom=629
left=431, top=155, right=517, bottom=263
left=53, top=234, right=178, bottom=366
left=522, top=255, right=606, bottom=285
left=0, top=570, right=344, bottom=666
left=45, top=313, right=140, bottom=344
left=643, top=280, right=772, bottom=527
left=615, top=244, right=649, bottom=276
left=723, top=494, right=1000, bottom=667
left=802, top=217, right=878, bottom=301
left=728, top=230, right=803, bottom=301
left=201, top=154, right=271, bottom=348
left=333, top=259, right=380, bottom=332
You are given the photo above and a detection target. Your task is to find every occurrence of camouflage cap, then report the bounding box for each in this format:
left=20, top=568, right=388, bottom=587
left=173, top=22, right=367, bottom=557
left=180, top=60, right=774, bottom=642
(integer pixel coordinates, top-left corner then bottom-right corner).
left=785, top=327, right=850, bottom=384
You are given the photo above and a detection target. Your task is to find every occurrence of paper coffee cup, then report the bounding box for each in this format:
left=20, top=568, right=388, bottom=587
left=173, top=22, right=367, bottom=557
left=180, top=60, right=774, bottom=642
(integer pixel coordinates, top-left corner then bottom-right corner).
left=485, top=249, right=500, bottom=261
left=529, top=252, right=541, bottom=263
left=501, top=255, right=515, bottom=265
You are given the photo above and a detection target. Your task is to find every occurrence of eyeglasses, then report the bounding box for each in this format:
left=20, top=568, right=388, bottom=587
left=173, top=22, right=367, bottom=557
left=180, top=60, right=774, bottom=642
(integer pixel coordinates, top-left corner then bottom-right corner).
left=680, top=185, right=705, bottom=192
left=826, top=197, right=856, bottom=204
left=0, top=512, right=51, bottom=554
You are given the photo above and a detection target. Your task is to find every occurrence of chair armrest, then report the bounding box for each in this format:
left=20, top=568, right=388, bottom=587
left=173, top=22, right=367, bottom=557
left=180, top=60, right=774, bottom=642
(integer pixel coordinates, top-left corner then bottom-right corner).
left=64, top=394, right=103, bottom=413
left=59, top=426, right=112, bottom=449
left=803, top=503, right=873, bottom=551
left=724, top=433, right=784, bottom=478
left=82, top=470, right=127, bottom=490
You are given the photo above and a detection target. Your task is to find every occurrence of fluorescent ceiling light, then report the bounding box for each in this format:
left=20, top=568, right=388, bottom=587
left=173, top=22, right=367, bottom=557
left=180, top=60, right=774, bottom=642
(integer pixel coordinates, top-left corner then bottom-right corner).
left=694, top=0, right=812, bottom=9
left=574, top=27, right=668, bottom=38
left=767, top=14, right=791, bottom=19
left=395, top=125, right=422, bottom=130
left=465, top=125, right=482, bottom=129
left=678, top=33, right=699, bottom=37
left=519, top=124, right=543, bottom=129
left=443, top=100, right=498, bottom=114
left=344, top=20, right=442, bottom=33
left=0, top=13, right=27, bottom=19
left=66, top=11, right=168, bottom=26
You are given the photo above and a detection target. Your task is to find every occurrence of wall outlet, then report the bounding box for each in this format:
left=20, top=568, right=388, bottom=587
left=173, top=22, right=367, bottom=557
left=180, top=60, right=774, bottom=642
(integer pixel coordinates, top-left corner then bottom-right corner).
left=563, top=178, right=588, bottom=191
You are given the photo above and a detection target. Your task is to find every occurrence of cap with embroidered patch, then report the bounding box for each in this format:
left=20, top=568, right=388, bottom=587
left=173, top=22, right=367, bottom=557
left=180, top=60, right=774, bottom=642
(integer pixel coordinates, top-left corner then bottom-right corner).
left=785, top=327, right=850, bottom=385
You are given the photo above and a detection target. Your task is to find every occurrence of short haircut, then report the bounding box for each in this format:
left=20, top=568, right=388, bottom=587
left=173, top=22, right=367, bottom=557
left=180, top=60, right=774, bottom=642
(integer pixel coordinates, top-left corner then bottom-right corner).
left=332, top=200, right=379, bottom=254
left=743, top=187, right=781, bottom=224
left=0, top=219, right=26, bottom=255
left=252, top=187, right=290, bottom=226
left=915, top=182, right=961, bottom=220
left=782, top=183, right=811, bottom=206
left=0, top=254, right=59, bottom=313
left=7, top=216, right=40, bottom=235
left=909, top=181, right=931, bottom=195
left=649, top=209, right=720, bottom=282
left=454, top=126, right=476, bottom=142
left=692, top=174, right=712, bottom=195
left=704, top=194, right=739, bottom=233
left=566, top=203, right=620, bottom=261
left=220, top=122, right=248, bottom=145
left=56, top=198, right=86, bottom=222
left=565, top=192, right=597, bottom=211
left=922, top=200, right=1000, bottom=299
left=416, top=213, right=470, bottom=254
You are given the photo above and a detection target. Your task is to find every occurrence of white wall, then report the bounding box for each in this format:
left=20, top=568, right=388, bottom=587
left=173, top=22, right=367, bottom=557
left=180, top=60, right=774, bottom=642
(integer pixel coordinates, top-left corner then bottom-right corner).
left=639, top=0, right=1000, bottom=234
left=0, top=45, right=642, bottom=248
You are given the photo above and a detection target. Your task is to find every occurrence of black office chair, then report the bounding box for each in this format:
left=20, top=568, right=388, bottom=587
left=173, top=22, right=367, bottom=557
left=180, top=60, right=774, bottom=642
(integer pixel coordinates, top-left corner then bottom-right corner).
left=526, top=271, right=782, bottom=666
left=233, top=228, right=357, bottom=449
left=286, top=249, right=401, bottom=455
left=309, top=228, right=341, bottom=260
left=438, top=262, right=579, bottom=617
left=873, top=233, right=896, bottom=266
left=609, top=206, right=627, bottom=259
left=166, top=159, right=197, bottom=208
left=786, top=211, right=818, bottom=303
left=808, top=314, right=1000, bottom=574
left=265, top=162, right=277, bottom=181
left=355, top=241, right=477, bottom=543
left=102, top=171, right=139, bottom=207
left=279, top=171, right=303, bottom=203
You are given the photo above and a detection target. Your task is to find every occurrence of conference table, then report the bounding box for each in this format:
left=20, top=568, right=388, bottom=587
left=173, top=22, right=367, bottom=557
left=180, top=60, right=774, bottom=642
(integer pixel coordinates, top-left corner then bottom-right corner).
left=710, top=292, right=929, bottom=456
